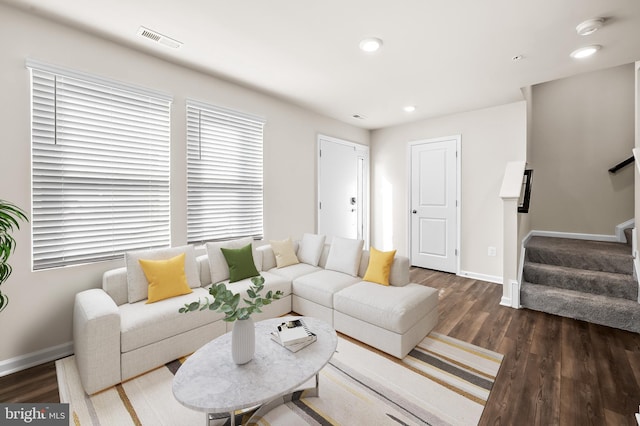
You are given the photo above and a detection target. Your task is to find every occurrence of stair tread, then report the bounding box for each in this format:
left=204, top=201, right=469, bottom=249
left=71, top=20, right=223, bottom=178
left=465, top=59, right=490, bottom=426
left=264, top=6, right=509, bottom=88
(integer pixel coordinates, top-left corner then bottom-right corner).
left=524, top=261, right=636, bottom=280
left=525, top=236, right=633, bottom=275
left=526, top=236, right=632, bottom=257
left=523, top=261, right=638, bottom=300
left=521, top=281, right=638, bottom=305
left=520, top=281, right=640, bottom=333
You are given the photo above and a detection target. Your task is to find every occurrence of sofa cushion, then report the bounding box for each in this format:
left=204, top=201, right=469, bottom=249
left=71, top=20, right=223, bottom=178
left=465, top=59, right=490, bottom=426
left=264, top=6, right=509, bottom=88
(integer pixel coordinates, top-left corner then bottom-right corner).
left=297, top=233, right=326, bottom=266
left=139, top=253, right=194, bottom=303
left=325, top=236, right=364, bottom=276
left=221, top=243, right=260, bottom=283
left=270, top=238, right=299, bottom=268
left=268, top=262, right=321, bottom=282
left=119, top=288, right=222, bottom=353
left=206, top=237, right=261, bottom=284
left=333, top=282, right=439, bottom=334
left=220, top=271, right=292, bottom=299
left=363, top=247, right=397, bottom=286
left=125, top=245, right=200, bottom=303
left=292, top=270, right=361, bottom=308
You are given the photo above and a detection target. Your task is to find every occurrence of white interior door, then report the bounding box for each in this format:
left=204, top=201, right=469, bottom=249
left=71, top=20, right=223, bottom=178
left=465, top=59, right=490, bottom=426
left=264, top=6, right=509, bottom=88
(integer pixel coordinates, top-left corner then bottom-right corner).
left=318, top=136, right=369, bottom=244
left=410, top=137, right=458, bottom=272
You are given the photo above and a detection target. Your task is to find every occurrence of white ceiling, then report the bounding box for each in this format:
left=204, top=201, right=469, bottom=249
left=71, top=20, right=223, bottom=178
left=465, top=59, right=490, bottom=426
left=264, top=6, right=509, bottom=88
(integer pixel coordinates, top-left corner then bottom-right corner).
left=5, top=0, right=640, bottom=129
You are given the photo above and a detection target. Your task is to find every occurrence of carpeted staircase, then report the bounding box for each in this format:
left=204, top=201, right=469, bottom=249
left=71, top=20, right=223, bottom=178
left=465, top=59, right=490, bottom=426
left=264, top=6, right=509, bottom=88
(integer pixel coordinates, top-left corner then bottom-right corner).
left=520, top=233, right=640, bottom=332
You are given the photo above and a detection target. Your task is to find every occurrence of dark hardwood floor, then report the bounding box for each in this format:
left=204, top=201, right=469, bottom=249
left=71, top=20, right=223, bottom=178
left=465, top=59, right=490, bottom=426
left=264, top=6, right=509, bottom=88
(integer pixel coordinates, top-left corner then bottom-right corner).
left=2, top=267, right=640, bottom=425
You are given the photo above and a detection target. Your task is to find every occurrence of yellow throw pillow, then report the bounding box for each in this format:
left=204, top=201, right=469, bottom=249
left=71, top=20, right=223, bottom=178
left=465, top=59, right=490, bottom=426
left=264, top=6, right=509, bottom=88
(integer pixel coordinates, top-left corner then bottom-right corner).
left=363, top=247, right=397, bottom=286
left=270, top=237, right=300, bottom=268
left=139, top=253, right=193, bottom=303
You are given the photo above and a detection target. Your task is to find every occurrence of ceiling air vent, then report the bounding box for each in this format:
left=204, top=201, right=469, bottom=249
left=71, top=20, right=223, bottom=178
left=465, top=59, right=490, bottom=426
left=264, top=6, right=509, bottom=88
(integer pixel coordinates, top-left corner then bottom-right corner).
left=137, top=26, right=182, bottom=49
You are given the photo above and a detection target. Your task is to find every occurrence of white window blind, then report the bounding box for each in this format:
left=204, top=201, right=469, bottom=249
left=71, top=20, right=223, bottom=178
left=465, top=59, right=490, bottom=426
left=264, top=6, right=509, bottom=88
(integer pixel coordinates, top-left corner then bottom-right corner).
left=29, top=63, right=172, bottom=270
left=186, top=100, right=265, bottom=244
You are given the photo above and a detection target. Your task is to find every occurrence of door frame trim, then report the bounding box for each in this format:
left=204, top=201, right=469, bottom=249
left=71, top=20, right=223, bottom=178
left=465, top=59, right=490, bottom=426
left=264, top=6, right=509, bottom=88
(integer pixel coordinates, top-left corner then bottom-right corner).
left=317, top=134, right=370, bottom=247
left=407, top=135, right=461, bottom=273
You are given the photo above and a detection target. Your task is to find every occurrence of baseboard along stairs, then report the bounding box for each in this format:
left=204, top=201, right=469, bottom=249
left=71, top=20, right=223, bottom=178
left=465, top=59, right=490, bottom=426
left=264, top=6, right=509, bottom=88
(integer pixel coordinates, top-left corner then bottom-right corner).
left=521, top=231, right=640, bottom=333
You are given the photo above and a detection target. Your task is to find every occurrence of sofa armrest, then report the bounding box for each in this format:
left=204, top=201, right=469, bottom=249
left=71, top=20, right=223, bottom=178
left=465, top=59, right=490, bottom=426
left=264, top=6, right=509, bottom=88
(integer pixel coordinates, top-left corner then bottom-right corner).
left=196, top=254, right=212, bottom=287
left=257, top=244, right=276, bottom=271
left=103, top=267, right=128, bottom=306
left=389, top=256, right=410, bottom=286
left=73, top=289, right=121, bottom=394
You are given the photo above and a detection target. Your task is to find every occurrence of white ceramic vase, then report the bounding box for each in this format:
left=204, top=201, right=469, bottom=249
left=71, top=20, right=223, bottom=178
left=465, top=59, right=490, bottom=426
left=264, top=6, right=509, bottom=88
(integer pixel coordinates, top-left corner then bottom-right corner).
left=231, top=317, right=255, bottom=365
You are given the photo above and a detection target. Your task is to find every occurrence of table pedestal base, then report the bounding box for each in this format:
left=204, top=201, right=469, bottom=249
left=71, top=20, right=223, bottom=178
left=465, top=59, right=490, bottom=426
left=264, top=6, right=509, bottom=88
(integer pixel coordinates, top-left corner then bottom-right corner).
left=207, top=373, right=320, bottom=426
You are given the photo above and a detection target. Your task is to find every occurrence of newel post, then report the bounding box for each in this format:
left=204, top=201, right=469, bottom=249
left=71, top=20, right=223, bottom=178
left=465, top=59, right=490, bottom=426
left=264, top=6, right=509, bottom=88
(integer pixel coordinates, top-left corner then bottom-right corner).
left=499, top=161, right=526, bottom=308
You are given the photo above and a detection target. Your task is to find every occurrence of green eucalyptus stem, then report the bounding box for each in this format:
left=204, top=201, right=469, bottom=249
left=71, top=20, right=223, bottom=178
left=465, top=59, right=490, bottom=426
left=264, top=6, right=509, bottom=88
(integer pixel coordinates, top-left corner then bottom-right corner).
left=0, top=199, right=29, bottom=313
left=179, top=275, right=283, bottom=322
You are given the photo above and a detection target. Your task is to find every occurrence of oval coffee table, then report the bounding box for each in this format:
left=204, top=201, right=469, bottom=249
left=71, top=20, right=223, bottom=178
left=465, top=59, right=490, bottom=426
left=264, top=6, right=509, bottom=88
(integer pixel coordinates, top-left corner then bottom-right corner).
left=172, top=316, right=337, bottom=425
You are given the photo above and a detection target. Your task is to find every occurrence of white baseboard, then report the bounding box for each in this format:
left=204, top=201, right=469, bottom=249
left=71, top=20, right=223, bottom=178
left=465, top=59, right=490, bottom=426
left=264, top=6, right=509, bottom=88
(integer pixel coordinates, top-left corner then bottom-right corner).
left=528, top=218, right=635, bottom=244
left=616, top=219, right=635, bottom=243
left=528, top=230, right=618, bottom=242
left=458, top=270, right=502, bottom=285
left=499, top=280, right=520, bottom=308
left=0, top=341, right=73, bottom=377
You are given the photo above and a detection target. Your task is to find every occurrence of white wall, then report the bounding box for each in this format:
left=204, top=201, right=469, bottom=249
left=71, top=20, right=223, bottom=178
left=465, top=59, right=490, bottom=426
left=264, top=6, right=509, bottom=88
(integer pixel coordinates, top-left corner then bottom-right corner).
left=370, top=101, right=527, bottom=281
left=0, top=4, right=368, bottom=366
left=530, top=64, right=635, bottom=235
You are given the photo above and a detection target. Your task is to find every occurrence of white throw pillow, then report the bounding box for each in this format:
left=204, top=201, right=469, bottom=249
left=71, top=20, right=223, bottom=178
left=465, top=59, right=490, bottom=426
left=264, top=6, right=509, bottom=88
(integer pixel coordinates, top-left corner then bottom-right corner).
left=325, top=236, right=364, bottom=276
left=297, top=233, right=326, bottom=266
left=270, top=237, right=300, bottom=268
left=125, top=245, right=200, bottom=303
left=205, top=237, right=261, bottom=284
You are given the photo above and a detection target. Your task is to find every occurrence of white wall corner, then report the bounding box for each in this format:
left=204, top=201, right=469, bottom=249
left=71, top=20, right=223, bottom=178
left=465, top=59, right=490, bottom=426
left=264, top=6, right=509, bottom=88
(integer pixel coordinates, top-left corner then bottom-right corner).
left=500, top=280, right=520, bottom=308
left=0, top=341, right=73, bottom=377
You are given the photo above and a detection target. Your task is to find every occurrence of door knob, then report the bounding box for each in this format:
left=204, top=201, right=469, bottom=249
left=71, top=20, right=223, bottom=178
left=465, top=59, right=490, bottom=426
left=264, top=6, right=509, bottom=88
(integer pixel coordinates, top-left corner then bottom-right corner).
left=412, top=210, right=417, bottom=214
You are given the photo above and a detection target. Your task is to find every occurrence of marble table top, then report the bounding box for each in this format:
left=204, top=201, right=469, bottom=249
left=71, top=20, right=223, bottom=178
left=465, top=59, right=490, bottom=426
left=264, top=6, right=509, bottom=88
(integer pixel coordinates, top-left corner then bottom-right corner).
left=172, top=316, right=337, bottom=414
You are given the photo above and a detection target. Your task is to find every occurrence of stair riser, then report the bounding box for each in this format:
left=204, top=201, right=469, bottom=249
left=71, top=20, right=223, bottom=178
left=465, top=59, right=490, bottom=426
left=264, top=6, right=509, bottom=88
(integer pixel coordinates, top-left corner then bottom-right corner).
left=520, top=284, right=640, bottom=333
left=526, top=247, right=633, bottom=275
left=523, top=264, right=638, bottom=301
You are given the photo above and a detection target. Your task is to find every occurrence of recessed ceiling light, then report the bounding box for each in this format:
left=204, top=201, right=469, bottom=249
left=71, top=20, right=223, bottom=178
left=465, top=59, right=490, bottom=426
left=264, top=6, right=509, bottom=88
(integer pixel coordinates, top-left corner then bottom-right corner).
left=570, top=45, right=601, bottom=59
left=359, top=38, right=383, bottom=53
left=576, top=18, right=604, bottom=36
left=403, top=105, right=416, bottom=113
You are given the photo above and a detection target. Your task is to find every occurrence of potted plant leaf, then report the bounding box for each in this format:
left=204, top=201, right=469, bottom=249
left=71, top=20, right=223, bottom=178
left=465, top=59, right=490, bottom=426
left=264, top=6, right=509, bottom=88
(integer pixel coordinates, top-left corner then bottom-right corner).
left=179, top=276, right=283, bottom=364
left=0, top=200, right=29, bottom=313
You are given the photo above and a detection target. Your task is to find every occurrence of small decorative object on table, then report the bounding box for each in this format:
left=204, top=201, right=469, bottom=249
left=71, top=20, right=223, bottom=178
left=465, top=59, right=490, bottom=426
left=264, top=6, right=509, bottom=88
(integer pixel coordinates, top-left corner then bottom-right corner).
left=271, top=319, right=317, bottom=352
left=179, top=275, right=284, bottom=364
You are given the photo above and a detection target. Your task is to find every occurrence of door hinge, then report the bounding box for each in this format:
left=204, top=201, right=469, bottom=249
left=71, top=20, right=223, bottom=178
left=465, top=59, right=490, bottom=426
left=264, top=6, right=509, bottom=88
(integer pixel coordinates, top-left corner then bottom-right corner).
left=319, top=149, right=322, bottom=157
left=319, top=202, right=322, bottom=210
left=455, top=249, right=458, bottom=256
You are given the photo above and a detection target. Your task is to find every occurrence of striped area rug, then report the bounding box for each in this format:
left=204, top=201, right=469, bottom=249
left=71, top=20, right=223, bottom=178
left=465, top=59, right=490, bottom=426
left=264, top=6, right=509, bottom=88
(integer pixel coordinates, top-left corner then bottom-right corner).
left=56, top=332, right=502, bottom=425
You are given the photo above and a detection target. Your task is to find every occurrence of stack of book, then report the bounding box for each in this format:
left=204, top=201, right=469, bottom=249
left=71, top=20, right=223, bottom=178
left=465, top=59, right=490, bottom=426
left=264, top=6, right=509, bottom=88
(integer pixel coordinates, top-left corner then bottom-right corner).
left=271, top=319, right=316, bottom=352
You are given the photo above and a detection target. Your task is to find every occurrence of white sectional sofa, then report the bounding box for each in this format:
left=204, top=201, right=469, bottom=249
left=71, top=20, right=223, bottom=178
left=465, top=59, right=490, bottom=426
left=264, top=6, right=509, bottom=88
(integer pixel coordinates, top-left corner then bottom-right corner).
left=73, top=235, right=439, bottom=395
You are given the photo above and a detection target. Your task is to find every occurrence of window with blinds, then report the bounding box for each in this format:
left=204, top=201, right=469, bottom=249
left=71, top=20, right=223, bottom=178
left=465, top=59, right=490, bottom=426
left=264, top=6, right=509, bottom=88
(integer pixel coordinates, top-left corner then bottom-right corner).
left=186, top=101, right=265, bottom=244
left=29, top=61, right=172, bottom=270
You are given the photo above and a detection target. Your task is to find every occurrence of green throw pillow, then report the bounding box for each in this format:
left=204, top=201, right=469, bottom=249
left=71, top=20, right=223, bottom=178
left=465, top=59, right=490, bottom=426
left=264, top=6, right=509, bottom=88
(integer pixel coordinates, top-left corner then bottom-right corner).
left=220, top=243, right=260, bottom=283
